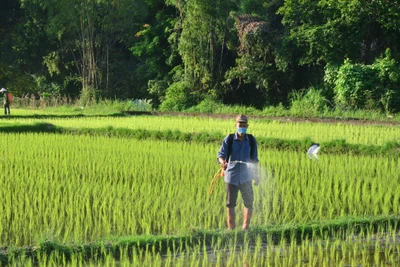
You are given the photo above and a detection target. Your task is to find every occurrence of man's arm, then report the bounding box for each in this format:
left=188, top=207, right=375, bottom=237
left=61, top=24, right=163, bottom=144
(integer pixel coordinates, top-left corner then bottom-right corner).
left=218, top=136, right=229, bottom=169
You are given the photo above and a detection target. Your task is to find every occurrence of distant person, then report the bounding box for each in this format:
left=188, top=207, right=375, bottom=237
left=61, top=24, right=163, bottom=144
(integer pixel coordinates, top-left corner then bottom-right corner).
left=0, top=88, right=10, bottom=115
left=218, top=114, right=260, bottom=230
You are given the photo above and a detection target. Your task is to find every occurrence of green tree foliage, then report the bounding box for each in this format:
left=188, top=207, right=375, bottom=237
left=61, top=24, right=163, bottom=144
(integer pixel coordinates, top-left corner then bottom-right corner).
left=130, top=0, right=178, bottom=107
left=1, top=0, right=400, bottom=111
left=334, top=60, right=377, bottom=110
left=159, top=80, right=191, bottom=111
left=334, top=49, right=400, bottom=113
left=277, top=0, right=400, bottom=110
left=224, top=14, right=277, bottom=107
left=20, top=0, right=146, bottom=103
left=223, top=0, right=297, bottom=108
left=165, top=0, right=238, bottom=108
left=278, top=0, right=400, bottom=65
left=0, top=0, right=47, bottom=96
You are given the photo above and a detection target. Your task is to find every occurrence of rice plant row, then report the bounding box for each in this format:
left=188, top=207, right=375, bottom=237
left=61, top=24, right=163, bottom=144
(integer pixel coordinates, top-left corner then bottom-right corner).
left=5, top=226, right=400, bottom=266
left=0, top=132, right=398, bottom=248
left=1, top=115, right=400, bottom=145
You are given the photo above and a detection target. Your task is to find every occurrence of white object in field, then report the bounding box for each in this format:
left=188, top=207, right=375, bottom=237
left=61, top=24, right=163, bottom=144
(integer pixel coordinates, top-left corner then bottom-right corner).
left=307, top=144, right=320, bottom=159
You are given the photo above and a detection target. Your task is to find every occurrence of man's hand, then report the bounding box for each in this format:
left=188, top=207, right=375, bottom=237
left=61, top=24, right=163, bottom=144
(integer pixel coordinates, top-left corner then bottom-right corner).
left=219, top=158, right=227, bottom=170
left=221, top=162, right=227, bottom=170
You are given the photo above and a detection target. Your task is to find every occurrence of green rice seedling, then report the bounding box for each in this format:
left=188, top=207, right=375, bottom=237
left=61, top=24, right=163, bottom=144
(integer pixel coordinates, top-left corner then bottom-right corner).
left=4, top=228, right=400, bottom=266
left=2, top=115, right=400, bottom=145
left=258, top=149, right=400, bottom=224
left=0, top=130, right=399, bottom=262
left=0, top=134, right=399, bottom=245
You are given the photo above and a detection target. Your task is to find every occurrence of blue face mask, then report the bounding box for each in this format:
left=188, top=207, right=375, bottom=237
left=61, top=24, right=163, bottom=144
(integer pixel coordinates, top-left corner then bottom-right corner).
left=237, top=127, right=247, bottom=134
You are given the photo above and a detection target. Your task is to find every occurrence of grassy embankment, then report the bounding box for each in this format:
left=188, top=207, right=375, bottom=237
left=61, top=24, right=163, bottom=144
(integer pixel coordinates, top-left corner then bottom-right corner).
left=1, top=216, right=399, bottom=265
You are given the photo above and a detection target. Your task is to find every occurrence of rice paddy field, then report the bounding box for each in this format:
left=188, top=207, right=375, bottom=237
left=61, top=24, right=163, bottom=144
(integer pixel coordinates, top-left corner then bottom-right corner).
left=0, top=111, right=399, bottom=266
left=1, top=110, right=400, bottom=145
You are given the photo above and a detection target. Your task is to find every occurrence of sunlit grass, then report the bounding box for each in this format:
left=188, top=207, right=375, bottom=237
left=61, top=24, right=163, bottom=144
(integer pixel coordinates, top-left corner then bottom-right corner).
left=0, top=133, right=398, bottom=248
left=1, top=109, right=399, bottom=266
left=1, top=114, right=400, bottom=145
left=5, top=227, right=399, bottom=266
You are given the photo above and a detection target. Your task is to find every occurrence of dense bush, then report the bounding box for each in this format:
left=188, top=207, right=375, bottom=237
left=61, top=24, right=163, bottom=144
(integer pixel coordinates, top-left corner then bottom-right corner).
left=333, top=49, right=400, bottom=113
left=159, top=81, right=193, bottom=111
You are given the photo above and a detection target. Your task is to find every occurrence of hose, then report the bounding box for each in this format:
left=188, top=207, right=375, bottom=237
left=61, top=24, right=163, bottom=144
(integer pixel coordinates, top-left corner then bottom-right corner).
left=208, top=161, right=251, bottom=195
left=208, top=166, right=224, bottom=195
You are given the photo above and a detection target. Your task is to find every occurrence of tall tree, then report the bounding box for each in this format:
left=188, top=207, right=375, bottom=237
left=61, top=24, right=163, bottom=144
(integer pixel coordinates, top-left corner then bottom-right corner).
left=278, top=0, right=400, bottom=65
left=21, top=0, right=146, bottom=102
left=222, top=0, right=297, bottom=107
left=0, top=0, right=38, bottom=95
left=168, top=0, right=238, bottom=98
left=276, top=0, right=400, bottom=107
left=130, top=0, right=179, bottom=106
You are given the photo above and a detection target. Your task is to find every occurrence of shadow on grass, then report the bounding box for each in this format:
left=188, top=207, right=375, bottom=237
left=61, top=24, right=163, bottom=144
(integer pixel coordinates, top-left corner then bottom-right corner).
left=0, top=113, right=126, bottom=120
left=0, top=123, right=62, bottom=133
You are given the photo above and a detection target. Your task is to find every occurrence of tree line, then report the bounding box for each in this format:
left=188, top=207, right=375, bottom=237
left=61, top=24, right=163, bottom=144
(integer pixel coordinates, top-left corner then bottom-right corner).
left=1, top=0, right=400, bottom=112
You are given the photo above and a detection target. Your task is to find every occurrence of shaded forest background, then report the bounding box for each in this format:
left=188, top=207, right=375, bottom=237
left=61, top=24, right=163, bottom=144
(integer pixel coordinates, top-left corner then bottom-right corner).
left=1, top=0, right=400, bottom=113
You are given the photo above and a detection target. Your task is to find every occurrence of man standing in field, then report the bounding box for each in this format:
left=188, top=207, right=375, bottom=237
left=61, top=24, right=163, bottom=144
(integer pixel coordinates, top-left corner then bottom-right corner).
left=218, top=114, right=260, bottom=230
left=0, top=88, right=10, bottom=115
